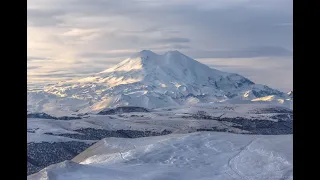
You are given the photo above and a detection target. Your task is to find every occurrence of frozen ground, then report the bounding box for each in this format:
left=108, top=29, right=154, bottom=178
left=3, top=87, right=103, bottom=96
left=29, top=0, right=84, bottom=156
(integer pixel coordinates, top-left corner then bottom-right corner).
left=28, top=132, right=292, bottom=180
left=27, top=103, right=293, bottom=139
left=27, top=103, right=292, bottom=176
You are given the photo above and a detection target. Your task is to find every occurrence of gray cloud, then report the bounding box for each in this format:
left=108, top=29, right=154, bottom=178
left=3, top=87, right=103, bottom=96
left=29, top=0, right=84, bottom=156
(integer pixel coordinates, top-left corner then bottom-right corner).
left=198, top=56, right=292, bottom=92
left=169, top=44, right=191, bottom=50
left=27, top=56, right=51, bottom=61
left=27, top=9, right=65, bottom=27
left=27, top=0, right=292, bottom=49
left=78, top=52, right=133, bottom=59
left=27, top=0, right=292, bottom=91
left=188, top=46, right=292, bottom=59
left=30, top=73, right=78, bottom=78
left=159, top=37, right=190, bottom=43
left=27, top=66, right=41, bottom=70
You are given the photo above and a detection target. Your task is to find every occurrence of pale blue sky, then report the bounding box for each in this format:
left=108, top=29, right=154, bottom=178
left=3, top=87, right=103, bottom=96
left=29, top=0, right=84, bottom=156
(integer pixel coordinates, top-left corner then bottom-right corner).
left=27, top=0, right=292, bottom=92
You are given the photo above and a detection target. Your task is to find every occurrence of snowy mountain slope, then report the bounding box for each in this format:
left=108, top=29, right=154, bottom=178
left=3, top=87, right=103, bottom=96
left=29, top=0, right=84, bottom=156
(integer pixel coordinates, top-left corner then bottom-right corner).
left=27, top=103, right=292, bottom=175
left=28, top=132, right=293, bottom=180
left=27, top=50, right=291, bottom=116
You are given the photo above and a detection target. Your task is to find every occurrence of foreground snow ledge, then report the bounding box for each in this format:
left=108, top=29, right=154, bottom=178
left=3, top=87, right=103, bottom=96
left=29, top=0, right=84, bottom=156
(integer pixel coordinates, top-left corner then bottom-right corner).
left=28, top=132, right=292, bottom=180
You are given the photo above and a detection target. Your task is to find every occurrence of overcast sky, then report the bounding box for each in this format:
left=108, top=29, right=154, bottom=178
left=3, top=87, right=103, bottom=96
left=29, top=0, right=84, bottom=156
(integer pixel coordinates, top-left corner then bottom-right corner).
left=27, top=0, right=292, bottom=92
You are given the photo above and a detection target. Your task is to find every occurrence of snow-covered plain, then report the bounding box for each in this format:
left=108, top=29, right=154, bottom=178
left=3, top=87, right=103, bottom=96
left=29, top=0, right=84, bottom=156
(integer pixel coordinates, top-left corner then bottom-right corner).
left=27, top=103, right=292, bottom=176
left=28, top=132, right=292, bottom=180
left=27, top=103, right=293, bottom=143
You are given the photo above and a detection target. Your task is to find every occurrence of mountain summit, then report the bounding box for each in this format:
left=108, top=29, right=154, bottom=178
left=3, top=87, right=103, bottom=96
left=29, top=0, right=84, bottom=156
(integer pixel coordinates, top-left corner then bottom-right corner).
left=27, top=50, right=291, bottom=115
left=97, top=50, right=234, bottom=86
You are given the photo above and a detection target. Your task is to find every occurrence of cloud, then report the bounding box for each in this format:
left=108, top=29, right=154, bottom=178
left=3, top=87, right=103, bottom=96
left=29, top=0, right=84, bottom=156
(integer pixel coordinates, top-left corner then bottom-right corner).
left=77, top=51, right=135, bottom=59
left=274, top=23, right=293, bottom=27
left=159, top=37, right=190, bottom=43
left=27, top=66, right=41, bottom=70
left=27, top=57, right=52, bottom=61
left=27, top=0, right=292, bottom=52
left=27, top=0, right=292, bottom=91
left=27, top=9, right=65, bottom=27
left=197, top=56, right=293, bottom=92
left=188, top=46, right=292, bottom=59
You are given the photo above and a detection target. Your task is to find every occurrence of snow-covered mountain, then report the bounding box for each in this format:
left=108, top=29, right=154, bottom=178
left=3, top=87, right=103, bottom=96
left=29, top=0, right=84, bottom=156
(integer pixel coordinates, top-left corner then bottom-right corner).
left=27, top=50, right=292, bottom=116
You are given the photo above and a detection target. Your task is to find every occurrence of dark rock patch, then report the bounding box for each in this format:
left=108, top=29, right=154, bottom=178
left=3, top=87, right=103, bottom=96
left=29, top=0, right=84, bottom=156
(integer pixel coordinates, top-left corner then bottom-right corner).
left=27, top=113, right=81, bottom=120
left=57, top=116, right=82, bottom=120
left=196, top=127, right=228, bottom=133
left=220, top=118, right=292, bottom=135
left=249, top=107, right=292, bottom=114
left=98, top=106, right=150, bottom=115
left=45, top=128, right=172, bottom=140
left=27, top=113, right=56, bottom=119
left=27, top=141, right=93, bottom=176
left=182, top=110, right=292, bottom=135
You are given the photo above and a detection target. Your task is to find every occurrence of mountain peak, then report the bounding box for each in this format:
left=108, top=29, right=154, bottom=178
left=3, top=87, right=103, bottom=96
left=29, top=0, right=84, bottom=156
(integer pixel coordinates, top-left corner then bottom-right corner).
left=131, top=50, right=158, bottom=59
left=139, top=49, right=155, bottom=54
left=131, top=50, right=186, bottom=59
left=128, top=50, right=191, bottom=66
left=163, top=50, right=186, bottom=57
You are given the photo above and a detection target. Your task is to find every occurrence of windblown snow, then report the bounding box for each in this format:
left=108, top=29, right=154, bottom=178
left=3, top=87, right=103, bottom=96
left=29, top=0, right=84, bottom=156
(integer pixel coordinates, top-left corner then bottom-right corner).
left=27, top=103, right=292, bottom=176
left=27, top=50, right=292, bottom=116
left=28, top=132, right=292, bottom=180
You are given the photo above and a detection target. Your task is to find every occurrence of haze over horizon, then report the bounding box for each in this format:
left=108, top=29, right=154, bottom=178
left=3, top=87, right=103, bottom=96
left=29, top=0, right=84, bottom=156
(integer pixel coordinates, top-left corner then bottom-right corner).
left=27, top=0, right=292, bottom=92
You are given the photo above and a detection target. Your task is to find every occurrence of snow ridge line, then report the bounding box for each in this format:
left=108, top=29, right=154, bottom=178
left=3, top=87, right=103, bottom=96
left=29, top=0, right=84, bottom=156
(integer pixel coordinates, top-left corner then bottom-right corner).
left=227, top=137, right=260, bottom=180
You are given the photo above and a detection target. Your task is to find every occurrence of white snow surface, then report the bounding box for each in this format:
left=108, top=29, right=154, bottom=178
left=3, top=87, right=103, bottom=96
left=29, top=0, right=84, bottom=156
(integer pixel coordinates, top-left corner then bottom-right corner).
left=27, top=50, right=292, bottom=116
left=28, top=132, right=292, bottom=180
